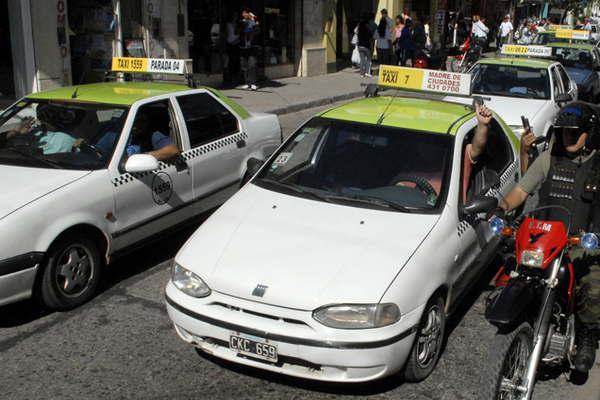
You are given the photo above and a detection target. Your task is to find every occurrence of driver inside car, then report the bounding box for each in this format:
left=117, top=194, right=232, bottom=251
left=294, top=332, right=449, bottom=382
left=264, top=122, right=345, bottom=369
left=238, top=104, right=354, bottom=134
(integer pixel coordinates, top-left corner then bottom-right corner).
left=6, top=104, right=76, bottom=154
left=75, top=109, right=179, bottom=162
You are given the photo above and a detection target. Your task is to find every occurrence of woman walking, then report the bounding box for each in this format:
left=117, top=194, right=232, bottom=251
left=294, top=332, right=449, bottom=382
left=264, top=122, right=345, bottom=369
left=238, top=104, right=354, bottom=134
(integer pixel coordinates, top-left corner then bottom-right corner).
left=393, top=15, right=405, bottom=65
left=397, top=19, right=415, bottom=66
left=357, top=18, right=374, bottom=77
left=376, top=14, right=393, bottom=66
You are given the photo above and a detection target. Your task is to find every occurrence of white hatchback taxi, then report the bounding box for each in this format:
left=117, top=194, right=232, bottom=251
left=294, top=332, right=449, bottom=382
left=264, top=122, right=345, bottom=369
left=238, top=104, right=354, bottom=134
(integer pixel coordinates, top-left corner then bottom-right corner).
left=0, top=61, right=281, bottom=310
left=166, top=67, right=521, bottom=383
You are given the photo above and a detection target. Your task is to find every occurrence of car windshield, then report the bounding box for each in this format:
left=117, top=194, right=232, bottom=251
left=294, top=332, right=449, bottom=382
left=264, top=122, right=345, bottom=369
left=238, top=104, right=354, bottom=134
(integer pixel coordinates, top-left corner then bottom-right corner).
left=254, top=117, right=453, bottom=213
left=554, top=47, right=594, bottom=69
left=0, top=100, right=128, bottom=170
left=471, top=64, right=551, bottom=100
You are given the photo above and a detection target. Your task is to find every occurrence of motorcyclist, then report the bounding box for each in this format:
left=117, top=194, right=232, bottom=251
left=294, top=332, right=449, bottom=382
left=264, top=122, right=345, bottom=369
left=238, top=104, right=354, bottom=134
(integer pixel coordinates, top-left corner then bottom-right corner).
left=498, top=101, right=600, bottom=373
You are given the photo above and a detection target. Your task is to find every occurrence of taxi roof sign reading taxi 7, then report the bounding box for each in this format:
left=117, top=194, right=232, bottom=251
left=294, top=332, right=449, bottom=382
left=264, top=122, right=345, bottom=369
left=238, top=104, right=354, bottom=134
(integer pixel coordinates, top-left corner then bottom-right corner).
left=378, top=65, right=472, bottom=96
left=501, top=45, right=553, bottom=57
left=555, top=29, right=591, bottom=40
left=111, top=57, right=186, bottom=74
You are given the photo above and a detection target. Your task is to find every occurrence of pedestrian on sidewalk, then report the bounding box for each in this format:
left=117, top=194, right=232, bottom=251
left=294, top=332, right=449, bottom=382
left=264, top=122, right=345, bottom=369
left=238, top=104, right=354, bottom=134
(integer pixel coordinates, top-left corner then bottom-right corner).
left=498, top=15, right=513, bottom=46
left=393, top=15, right=405, bottom=64
left=239, top=8, right=259, bottom=91
left=472, top=15, right=489, bottom=51
left=357, top=17, right=374, bottom=77
left=376, top=9, right=393, bottom=66
left=398, top=19, right=415, bottom=66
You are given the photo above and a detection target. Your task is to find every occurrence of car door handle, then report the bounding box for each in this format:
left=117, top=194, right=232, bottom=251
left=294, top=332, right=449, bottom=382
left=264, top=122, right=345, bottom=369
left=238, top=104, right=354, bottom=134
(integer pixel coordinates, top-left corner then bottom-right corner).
left=237, top=139, right=247, bottom=149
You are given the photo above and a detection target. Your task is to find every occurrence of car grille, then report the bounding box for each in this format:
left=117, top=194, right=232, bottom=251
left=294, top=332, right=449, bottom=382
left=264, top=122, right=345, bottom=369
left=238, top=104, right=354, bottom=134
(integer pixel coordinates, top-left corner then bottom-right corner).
left=210, top=301, right=309, bottom=327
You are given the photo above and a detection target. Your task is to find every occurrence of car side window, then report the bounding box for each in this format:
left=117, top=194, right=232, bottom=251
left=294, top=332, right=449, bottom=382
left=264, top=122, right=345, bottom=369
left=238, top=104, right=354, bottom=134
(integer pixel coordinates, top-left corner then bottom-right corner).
left=551, top=67, right=563, bottom=96
left=557, top=65, right=571, bottom=91
left=176, top=93, right=240, bottom=148
left=459, top=119, right=513, bottom=203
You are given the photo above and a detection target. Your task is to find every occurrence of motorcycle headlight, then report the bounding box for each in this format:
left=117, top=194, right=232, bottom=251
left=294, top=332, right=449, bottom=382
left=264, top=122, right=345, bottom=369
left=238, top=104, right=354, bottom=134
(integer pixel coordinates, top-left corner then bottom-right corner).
left=520, top=250, right=544, bottom=268
left=313, top=303, right=400, bottom=329
left=171, top=263, right=211, bottom=298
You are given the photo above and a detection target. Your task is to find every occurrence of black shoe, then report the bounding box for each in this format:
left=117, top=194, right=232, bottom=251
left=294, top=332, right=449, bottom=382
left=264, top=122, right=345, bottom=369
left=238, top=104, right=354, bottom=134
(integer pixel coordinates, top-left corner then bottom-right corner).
left=574, top=325, right=597, bottom=373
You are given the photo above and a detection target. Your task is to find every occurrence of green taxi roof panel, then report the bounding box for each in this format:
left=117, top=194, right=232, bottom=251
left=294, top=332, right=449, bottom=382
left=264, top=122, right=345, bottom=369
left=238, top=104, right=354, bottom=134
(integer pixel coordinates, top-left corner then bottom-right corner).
left=546, top=42, right=595, bottom=50
left=320, top=96, right=473, bottom=134
left=479, top=57, right=555, bottom=69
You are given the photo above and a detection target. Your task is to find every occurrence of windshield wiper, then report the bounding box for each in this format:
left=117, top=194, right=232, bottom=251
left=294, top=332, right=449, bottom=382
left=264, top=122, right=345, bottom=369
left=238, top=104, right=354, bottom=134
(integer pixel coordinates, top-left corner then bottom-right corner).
left=6, top=148, right=62, bottom=169
left=324, top=194, right=415, bottom=212
left=258, top=178, right=329, bottom=202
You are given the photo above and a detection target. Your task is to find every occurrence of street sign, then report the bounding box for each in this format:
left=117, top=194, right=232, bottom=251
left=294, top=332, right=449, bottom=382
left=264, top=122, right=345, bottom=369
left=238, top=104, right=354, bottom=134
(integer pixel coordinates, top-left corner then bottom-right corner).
left=378, top=65, right=472, bottom=96
left=501, top=45, right=553, bottom=57
left=111, top=57, right=186, bottom=74
left=555, top=29, right=590, bottom=40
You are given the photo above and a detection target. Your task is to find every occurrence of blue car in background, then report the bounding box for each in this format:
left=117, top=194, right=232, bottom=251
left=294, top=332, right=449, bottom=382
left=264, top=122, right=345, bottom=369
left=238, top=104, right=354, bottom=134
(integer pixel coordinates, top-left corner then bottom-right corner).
left=549, top=42, right=600, bottom=102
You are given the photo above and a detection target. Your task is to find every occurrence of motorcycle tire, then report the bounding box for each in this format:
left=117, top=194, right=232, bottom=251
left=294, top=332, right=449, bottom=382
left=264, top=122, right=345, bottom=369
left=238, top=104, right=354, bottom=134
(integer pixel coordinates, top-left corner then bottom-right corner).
left=480, top=322, right=534, bottom=400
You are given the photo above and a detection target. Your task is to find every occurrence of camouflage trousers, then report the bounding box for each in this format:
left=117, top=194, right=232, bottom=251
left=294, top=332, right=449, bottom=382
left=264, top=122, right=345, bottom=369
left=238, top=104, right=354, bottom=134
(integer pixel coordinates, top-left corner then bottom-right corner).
left=571, top=247, right=600, bottom=328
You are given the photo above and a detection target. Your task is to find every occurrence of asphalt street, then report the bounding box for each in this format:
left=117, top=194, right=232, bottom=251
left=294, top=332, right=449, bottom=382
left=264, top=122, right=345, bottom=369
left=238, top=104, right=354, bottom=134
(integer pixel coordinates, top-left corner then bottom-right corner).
left=1, top=104, right=599, bottom=400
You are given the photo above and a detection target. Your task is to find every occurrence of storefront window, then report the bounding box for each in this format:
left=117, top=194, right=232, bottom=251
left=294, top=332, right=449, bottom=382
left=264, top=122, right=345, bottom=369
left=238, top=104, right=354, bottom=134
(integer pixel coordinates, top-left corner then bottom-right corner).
left=263, top=1, right=294, bottom=66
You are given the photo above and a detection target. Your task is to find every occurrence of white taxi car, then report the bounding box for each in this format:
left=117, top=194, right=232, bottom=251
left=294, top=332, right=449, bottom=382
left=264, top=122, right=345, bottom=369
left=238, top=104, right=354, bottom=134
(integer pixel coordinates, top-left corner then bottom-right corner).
left=448, top=46, right=578, bottom=139
left=0, top=68, right=281, bottom=310
left=166, top=66, right=521, bottom=383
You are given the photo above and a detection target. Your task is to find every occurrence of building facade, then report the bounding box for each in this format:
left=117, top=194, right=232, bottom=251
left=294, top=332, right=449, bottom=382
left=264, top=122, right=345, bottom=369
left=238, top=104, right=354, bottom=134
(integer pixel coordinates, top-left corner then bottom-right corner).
left=3, top=0, right=445, bottom=100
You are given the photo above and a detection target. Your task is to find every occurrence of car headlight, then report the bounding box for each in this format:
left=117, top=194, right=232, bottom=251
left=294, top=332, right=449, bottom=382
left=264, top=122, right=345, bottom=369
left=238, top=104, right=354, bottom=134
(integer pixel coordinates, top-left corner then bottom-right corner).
left=313, top=303, right=400, bottom=329
left=520, top=250, right=544, bottom=268
left=171, top=263, right=211, bottom=298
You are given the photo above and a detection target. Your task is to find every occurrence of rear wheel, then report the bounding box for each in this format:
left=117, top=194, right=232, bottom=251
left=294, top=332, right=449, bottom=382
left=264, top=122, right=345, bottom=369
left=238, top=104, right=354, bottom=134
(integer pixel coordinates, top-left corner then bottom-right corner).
left=403, top=295, right=446, bottom=382
left=481, top=322, right=533, bottom=400
left=39, top=234, right=103, bottom=310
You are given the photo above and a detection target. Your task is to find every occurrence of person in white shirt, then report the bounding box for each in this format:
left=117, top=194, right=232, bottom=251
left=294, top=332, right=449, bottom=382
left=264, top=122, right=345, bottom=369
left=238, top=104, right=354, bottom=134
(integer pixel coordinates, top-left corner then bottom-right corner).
left=472, top=15, right=489, bottom=49
left=499, top=15, right=513, bottom=46
left=376, top=9, right=394, bottom=65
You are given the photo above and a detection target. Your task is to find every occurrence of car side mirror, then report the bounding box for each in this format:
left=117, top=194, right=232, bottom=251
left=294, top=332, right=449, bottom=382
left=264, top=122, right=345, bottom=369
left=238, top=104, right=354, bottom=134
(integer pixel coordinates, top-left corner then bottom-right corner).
left=555, top=93, right=573, bottom=104
left=461, top=195, right=498, bottom=216
left=474, top=169, right=501, bottom=196
left=124, top=154, right=159, bottom=173
left=241, top=157, right=264, bottom=185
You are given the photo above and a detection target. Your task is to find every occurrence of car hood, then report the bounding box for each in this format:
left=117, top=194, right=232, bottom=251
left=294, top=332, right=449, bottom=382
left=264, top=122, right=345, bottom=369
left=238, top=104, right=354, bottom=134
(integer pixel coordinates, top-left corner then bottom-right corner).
left=444, top=95, right=546, bottom=126
left=565, top=67, right=593, bottom=85
left=177, top=185, right=441, bottom=311
left=0, top=166, right=90, bottom=220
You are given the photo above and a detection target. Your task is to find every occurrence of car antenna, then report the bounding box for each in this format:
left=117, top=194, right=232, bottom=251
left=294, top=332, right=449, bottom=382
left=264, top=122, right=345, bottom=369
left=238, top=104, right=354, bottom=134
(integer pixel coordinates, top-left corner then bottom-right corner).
left=71, top=87, right=79, bottom=99
left=376, top=88, right=402, bottom=125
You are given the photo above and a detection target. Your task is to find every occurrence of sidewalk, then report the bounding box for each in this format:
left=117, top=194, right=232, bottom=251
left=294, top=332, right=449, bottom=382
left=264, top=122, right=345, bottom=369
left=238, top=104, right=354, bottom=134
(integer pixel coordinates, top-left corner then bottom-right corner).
left=220, top=68, right=376, bottom=115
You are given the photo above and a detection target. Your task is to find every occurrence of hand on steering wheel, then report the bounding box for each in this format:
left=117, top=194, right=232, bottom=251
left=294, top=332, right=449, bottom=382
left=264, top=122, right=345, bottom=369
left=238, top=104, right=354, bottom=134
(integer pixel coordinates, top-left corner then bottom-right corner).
left=73, top=140, right=104, bottom=159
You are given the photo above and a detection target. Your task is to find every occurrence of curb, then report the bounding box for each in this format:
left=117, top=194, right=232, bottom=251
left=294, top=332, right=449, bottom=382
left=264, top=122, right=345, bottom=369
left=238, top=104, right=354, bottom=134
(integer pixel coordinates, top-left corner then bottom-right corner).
left=263, top=90, right=366, bottom=116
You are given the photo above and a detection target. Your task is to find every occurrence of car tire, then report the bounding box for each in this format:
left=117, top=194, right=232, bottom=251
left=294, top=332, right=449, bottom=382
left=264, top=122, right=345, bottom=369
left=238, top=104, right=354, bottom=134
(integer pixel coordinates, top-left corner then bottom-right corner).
left=39, top=234, right=103, bottom=310
left=403, top=295, right=446, bottom=382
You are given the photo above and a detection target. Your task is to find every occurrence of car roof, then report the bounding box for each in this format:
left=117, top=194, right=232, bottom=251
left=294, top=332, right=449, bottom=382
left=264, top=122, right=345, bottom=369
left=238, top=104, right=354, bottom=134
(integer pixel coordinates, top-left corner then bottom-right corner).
left=479, top=57, right=555, bottom=69
left=26, top=81, right=192, bottom=106
left=546, top=42, right=595, bottom=50
left=319, top=96, right=474, bottom=134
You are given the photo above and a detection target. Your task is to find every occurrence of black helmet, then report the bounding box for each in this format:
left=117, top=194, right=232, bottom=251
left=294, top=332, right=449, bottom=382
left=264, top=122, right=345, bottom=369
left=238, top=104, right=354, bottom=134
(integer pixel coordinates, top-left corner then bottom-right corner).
left=552, top=101, right=600, bottom=153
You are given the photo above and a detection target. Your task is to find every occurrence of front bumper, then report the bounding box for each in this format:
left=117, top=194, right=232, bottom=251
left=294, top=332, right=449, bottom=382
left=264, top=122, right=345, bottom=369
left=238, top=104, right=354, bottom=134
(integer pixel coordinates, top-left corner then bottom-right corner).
left=165, top=283, right=422, bottom=382
left=0, top=252, right=44, bottom=307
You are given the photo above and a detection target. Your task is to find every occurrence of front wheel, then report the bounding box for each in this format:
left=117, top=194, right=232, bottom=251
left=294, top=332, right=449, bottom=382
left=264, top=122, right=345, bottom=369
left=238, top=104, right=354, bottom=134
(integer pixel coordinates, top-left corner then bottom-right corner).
left=39, top=234, right=103, bottom=310
left=403, top=295, right=446, bottom=382
left=480, top=322, right=533, bottom=400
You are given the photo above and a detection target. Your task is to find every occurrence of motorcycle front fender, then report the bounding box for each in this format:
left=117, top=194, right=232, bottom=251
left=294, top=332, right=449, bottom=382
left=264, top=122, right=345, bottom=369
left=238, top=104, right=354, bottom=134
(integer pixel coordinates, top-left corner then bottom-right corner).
left=485, top=278, right=538, bottom=328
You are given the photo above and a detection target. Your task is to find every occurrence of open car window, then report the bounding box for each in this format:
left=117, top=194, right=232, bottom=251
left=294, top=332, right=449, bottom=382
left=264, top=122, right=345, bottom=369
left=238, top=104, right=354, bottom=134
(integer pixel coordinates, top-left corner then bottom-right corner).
left=0, top=100, right=128, bottom=170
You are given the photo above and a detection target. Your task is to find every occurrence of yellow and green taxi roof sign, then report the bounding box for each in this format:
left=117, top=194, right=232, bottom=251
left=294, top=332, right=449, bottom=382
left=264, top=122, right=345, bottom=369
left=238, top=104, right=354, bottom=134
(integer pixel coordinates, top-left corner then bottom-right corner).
left=378, top=65, right=472, bottom=96
left=555, top=29, right=590, bottom=40
left=111, top=57, right=186, bottom=74
left=501, top=45, right=553, bottom=57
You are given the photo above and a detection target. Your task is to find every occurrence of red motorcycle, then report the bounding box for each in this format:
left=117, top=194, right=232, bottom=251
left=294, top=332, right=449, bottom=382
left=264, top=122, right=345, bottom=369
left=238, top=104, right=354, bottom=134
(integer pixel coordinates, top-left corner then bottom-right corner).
left=481, top=206, right=599, bottom=400
left=448, top=36, right=480, bottom=72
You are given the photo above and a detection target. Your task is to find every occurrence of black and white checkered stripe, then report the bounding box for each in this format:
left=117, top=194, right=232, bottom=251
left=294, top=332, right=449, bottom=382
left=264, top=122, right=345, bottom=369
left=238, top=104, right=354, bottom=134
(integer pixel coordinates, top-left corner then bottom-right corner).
left=111, top=132, right=248, bottom=187
left=457, top=220, right=470, bottom=237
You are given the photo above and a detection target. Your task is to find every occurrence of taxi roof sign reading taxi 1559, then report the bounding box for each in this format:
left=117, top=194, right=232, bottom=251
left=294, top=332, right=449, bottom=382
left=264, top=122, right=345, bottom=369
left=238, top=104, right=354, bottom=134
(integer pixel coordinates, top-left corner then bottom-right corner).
left=501, top=45, right=553, bottom=57
left=111, top=57, right=186, bottom=74
left=378, top=65, right=472, bottom=96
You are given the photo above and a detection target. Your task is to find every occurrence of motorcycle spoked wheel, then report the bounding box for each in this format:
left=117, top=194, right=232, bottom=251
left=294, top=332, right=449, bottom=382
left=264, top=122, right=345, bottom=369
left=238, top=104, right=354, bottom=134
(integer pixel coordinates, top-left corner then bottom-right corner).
left=481, top=322, right=534, bottom=400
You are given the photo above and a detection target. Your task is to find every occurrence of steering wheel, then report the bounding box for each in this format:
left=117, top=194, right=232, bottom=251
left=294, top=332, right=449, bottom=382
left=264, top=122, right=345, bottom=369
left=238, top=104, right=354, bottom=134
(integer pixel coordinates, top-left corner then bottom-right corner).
left=389, top=174, right=438, bottom=200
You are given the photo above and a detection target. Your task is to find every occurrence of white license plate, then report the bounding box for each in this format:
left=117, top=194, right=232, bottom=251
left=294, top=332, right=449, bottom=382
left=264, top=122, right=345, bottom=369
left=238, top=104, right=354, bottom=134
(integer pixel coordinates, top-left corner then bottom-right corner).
left=229, top=333, right=278, bottom=363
